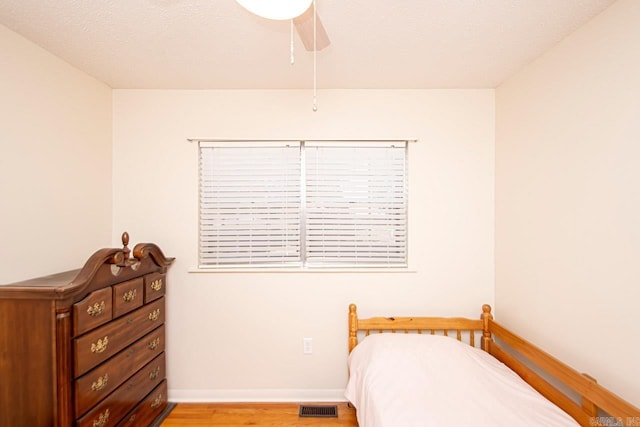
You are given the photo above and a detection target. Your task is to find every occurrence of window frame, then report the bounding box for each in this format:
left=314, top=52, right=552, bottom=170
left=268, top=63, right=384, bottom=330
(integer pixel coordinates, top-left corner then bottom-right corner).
left=197, top=139, right=409, bottom=270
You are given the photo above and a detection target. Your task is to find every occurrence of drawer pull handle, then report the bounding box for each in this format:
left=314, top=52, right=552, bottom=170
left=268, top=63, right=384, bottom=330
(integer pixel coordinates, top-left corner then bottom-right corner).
left=149, top=366, right=161, bottom=380
left=87, top=301, right=106, bottom=317
left=148, top=309, right=161, bottom=322
left=91, top=336, right=109, bottom=354
left=151, top=393, right=163, bottom=409
left=150, top=279, right=163, bottom=292
left=92, top=409, right=110, bottom=427
left=122, top=289, right=137, bottom=302
left=91, top=374, right=109, bottom=391
left=148, top=337, right=160, bottom=350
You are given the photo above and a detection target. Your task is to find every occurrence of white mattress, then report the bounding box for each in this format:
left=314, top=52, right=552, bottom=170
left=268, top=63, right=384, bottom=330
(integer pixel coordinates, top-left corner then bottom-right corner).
left=345, top=333, right=579, bottom=427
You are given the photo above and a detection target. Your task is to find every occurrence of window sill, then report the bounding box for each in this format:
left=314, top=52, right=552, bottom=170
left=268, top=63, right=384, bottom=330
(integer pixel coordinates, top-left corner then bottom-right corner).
left=188, top=267, right=416, bottom=274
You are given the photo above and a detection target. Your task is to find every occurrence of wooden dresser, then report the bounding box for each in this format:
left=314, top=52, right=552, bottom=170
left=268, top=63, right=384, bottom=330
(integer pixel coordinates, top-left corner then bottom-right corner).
left=0, top=233, right=174, bottom=427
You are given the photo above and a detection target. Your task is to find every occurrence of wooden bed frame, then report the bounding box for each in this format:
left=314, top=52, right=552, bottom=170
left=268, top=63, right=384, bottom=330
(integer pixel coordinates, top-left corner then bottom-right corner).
left=348, top=304, right=640, bottom=427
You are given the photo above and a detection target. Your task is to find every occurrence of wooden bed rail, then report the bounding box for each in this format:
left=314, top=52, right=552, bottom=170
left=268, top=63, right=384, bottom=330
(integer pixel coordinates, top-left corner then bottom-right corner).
left=487, top=319, right=640, bottom=426
left=348, top=303, right=640, bottom=427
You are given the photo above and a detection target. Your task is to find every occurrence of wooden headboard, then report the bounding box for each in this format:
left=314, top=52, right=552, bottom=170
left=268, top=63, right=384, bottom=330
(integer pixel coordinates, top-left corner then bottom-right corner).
left=348, top=304, right=640, bottom=427
left=349, top=303, right=493, bottom=353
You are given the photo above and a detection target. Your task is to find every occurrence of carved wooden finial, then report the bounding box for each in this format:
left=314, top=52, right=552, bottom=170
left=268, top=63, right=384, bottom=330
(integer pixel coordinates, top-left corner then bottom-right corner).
left=482, top=304, right=492, bottom=317
left=121, top=232, right=130, bottom=260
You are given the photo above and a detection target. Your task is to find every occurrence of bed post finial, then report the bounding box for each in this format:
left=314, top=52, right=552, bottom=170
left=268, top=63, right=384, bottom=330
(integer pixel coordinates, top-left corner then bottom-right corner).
left=349, top=304, right=358, bottom=353
left=481, top=304, right=493, bottom=353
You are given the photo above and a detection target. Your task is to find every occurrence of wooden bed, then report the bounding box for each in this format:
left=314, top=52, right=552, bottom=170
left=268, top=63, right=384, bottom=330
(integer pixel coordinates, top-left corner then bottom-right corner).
left=347, top=304, right=640, bottom=427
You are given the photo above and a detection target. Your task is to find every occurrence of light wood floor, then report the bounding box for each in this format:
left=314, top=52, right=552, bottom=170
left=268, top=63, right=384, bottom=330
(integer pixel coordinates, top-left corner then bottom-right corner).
left=161, top=402, right=358, bottom=426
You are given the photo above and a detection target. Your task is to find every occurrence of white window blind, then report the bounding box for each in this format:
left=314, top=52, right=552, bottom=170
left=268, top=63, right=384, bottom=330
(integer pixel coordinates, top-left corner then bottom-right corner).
left=199, top=143, right=301, bottom=266
left=198, top=140, right=407, bottom=268
left=305, top=142, right=407, bottom=266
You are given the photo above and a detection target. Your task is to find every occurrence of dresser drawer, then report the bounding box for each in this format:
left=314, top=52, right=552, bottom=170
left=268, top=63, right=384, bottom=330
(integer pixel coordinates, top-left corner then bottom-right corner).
left=76, top=355, right=166, bottom=427
left=73, top=287, right=113, bottom=336
left=75, top=325, right=166, bottom=417
left=112, top=278, right=144, bottom=318
left=74, top=298, right=165, bottom=377
left=144, top=272, right=165, bottom=303
left=117, top=380, right=168, bottom=427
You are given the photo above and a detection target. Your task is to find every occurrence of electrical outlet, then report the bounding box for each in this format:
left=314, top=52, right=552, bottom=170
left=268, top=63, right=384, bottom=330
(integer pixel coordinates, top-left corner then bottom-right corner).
left=303, top=337, right=313, bottom=355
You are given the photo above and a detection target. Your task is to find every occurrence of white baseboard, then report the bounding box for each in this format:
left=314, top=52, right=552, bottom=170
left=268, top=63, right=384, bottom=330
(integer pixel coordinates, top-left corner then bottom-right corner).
left=168, top=388, right=347, bottom=403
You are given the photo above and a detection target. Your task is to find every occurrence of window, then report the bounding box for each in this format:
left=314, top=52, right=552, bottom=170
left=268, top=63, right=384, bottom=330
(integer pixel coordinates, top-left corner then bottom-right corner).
left=199, top=141, right=407, bottom=268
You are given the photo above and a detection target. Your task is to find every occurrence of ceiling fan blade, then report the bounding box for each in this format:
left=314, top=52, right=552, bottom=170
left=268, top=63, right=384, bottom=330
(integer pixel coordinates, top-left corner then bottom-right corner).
left=293, top=6, right=330, bottom=51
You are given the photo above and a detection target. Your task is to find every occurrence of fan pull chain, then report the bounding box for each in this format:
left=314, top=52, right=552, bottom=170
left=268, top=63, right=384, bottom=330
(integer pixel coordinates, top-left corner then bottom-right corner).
left=290, top=19, right=295, bottom=65
left=312, top=0, right=317, bottom=112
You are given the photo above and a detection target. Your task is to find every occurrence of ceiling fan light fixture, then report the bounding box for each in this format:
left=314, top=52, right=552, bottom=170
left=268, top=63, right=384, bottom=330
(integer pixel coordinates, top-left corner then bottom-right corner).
left=236, top=0, right=312, bottom=20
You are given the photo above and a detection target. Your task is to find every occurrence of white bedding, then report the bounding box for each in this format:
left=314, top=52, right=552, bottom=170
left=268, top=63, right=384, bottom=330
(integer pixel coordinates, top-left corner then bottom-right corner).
left=345, top=334, right=579, bottom=427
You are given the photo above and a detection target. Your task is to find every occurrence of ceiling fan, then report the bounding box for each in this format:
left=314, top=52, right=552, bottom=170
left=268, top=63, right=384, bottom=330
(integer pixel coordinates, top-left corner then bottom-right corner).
left=236, top=0, right=330, bottom=51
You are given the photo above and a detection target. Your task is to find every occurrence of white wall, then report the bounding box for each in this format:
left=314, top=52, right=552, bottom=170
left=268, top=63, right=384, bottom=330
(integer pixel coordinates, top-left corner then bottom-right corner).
left=5, top=0, right=637, bottom=404
left=496, top=0, right=640, bottom=405
left=112, top=89, right=495, bottom=400
left=0, top=24, right=112, bottom=284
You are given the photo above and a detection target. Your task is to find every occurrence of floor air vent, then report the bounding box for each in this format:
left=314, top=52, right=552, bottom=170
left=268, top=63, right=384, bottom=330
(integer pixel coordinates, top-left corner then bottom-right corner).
left=299, top=404, right=338, bottom=418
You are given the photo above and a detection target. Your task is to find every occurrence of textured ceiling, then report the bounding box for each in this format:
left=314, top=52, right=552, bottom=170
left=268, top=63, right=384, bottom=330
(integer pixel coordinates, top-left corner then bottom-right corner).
left=0, top=0, right=616, bottom=89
